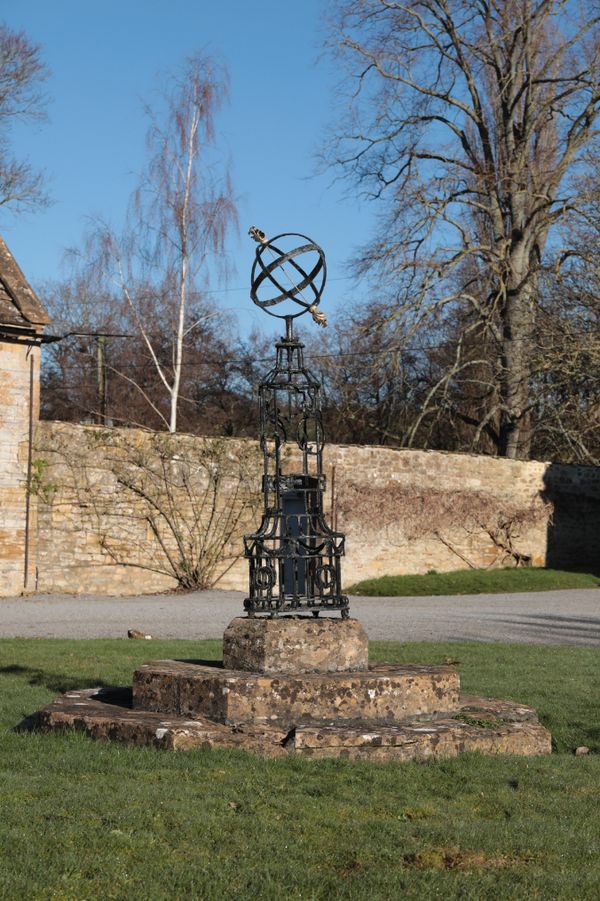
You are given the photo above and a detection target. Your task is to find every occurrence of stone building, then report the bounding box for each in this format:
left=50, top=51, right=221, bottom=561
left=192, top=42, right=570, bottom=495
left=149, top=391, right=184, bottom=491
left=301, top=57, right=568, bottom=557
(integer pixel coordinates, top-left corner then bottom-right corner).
left=0, top=236, right=49, bottom=595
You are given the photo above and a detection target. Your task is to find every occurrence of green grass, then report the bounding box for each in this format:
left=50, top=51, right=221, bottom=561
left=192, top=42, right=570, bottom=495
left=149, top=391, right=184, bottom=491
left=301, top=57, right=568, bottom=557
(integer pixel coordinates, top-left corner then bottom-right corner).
left=347, top=567, right=600, bottom=596
left=1, top=638, right=599, bottom=900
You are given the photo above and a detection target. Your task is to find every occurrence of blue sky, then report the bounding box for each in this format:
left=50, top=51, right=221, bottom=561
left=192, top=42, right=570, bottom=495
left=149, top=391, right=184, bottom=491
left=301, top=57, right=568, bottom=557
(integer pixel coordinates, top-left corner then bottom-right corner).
left=1, top=0, right=374, bottom=337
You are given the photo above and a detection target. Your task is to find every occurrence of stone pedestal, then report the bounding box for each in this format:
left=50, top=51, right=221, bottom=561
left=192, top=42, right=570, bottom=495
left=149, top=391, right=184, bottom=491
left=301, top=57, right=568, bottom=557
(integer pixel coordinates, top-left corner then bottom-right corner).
left=222, top=616, right=368, bottom=673
left=24, top=615, right=552, bottom=762
left=133, top=660, right=460, bottom=728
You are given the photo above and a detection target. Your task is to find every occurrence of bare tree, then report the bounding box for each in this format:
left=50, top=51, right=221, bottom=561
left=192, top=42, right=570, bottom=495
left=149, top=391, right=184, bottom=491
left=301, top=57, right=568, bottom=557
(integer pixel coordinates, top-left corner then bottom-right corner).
left=78, top=53, right=237, bottom=433
left=0, top=23, right=49, bottom=213
left=307, top=304, right=424, bottom=446
left=40, top=273, right=130, bottom=425
left=40, top=268, right=253, bottom=436
left=530, top=162, right=600, bottom=463
left=327, top=0, right=600, bottom=458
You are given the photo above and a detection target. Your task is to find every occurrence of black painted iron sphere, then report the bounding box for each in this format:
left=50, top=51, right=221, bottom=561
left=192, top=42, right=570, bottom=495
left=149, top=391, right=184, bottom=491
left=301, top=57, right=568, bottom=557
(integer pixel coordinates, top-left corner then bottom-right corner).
left=250, top=231, right=327, bottom=320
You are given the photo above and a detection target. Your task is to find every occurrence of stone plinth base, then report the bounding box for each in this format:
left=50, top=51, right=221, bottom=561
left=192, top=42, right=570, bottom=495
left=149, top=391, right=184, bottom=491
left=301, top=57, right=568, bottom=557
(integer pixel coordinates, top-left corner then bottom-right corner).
left=132, top=660, right=460, bottom=728
left=21, top=613, right=552, bottom=763
left=24, top=687, right=552, bottom=761
left=222, top=616, right=368, bottom=674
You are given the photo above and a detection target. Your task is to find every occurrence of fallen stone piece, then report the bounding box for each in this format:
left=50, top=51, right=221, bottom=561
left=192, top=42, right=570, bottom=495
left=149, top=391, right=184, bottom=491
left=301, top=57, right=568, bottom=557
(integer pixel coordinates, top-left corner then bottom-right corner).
left=222, top=616, right=369, bottom=674
left=132, top=660, right=460, bottom=728
left=20, top=688, right=551, bottom=761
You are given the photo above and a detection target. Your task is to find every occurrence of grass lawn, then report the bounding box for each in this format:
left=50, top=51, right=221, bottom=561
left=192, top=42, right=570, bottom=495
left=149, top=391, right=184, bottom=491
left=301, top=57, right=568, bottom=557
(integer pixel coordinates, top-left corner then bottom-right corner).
left=1, top=638, right=599, bottom=900
left=347, top=567, right=600, bottom=596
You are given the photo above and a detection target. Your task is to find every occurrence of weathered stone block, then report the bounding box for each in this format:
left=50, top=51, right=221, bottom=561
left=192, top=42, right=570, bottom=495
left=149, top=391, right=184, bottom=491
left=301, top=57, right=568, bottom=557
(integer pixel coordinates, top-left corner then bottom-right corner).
left=292, top=716, right=552, bottom=760
left=25, top=687, right=288, bottom=755
left=222, top=616, right=368, bottom=674
left=132, top=660, right=460, bottom=728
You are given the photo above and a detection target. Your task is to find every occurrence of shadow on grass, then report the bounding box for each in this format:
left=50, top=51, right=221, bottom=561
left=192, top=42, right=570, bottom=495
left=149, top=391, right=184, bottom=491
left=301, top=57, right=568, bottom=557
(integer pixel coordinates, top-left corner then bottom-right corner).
left=0, top=664, right=112, bottom=693
left=1, top=657, right=223, bottom=699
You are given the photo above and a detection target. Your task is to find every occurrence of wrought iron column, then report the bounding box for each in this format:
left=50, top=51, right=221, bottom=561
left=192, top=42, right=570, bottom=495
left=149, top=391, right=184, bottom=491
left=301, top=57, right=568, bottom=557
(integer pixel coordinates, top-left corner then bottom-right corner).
left=243, top=228, right=349, bottom=618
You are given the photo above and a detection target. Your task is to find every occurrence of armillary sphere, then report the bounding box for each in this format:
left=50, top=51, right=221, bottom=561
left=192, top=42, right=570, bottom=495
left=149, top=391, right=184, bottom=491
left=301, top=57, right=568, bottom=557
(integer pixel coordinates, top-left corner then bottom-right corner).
left=248, top=226, right=328, bottom=326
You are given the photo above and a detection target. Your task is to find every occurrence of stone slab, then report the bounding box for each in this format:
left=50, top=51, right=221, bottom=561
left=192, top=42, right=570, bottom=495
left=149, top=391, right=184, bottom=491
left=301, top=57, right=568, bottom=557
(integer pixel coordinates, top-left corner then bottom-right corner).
left=222, top=616, right=369, bottom=674
left=132, top=660, right=460, bottom=728
left=22, top=688, right=551, bottom=761
left=459, top=694, right=541, bottom=722
left=292, top=716, right=552, bottom=760
left=22, top=687, right=288, bottom=755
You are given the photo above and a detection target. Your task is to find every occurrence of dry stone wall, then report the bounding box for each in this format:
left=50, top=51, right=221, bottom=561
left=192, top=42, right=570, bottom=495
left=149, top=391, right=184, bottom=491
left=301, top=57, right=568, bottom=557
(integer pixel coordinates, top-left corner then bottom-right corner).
left=30, top=421, right=600, bottom=596
left=33, top=423, right=261, bottom=595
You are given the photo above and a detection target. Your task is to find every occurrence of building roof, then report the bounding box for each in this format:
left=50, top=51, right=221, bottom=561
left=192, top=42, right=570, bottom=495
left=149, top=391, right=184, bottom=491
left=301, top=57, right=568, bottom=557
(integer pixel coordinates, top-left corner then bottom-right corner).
left=0, top=235, right=49, bottom=335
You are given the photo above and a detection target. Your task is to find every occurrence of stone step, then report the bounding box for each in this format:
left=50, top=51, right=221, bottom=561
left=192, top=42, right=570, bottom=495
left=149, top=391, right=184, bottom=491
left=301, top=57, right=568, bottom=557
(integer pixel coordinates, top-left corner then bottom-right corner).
left=22, top=687, right=288, bottom=755
left=132, top=660, right=461, bottom=728
left=22, top=686, right=552, bottom=761
left=292, top=718, right=551, bottom=760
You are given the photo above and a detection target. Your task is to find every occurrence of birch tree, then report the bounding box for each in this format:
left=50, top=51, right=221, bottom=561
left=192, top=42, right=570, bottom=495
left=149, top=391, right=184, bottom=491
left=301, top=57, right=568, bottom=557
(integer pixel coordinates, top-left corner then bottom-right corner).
left=93, top=53, right=237, bottom=432
left=327, top=0, right=600, bottom=458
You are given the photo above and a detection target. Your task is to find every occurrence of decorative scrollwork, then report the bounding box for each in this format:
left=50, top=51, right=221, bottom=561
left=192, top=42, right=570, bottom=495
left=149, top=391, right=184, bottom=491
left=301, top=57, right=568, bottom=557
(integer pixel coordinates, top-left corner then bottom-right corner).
left=297, top=413, right=324, bottom=454
left=315, top=564, right=336, bottom=591
left=254, top=565, right=275, bottom=591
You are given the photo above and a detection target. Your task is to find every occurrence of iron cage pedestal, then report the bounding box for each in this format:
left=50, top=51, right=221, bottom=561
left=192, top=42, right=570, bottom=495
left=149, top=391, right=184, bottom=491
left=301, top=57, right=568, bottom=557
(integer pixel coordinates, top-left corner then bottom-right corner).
left=243, top=318, right=349, bottom=618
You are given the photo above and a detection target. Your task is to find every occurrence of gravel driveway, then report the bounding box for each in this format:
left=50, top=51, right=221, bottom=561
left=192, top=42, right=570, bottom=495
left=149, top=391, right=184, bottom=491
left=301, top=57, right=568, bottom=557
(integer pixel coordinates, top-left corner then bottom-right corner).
left=1, top=588, right=599, bottom=645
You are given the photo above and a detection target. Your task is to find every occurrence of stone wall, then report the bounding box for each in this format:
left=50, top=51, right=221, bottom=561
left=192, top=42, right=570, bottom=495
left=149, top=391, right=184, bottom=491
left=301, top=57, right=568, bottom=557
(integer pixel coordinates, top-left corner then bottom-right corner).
left=330, top=445, right=599, bottom=583
left=30, top=421, right=600, bottom=596
left=0, top=341, right=40, bottom=595
left=33, top=423, right=261, bottom=595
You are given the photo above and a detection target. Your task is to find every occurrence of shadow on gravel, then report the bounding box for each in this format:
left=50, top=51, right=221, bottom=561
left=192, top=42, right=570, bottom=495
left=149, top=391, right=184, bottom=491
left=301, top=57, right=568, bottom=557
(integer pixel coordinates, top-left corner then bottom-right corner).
left=488, top=613, right=600, bottom=643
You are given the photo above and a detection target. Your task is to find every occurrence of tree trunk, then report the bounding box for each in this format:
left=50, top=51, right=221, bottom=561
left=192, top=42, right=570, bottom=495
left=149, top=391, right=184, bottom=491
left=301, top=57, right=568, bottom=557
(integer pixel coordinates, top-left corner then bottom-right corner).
left=499, top=282, right=535, bottom=459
